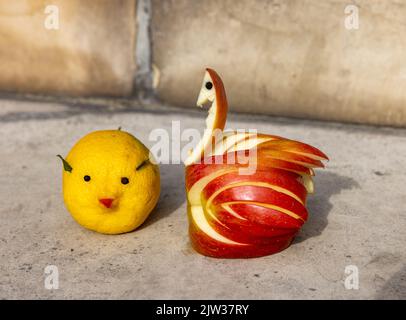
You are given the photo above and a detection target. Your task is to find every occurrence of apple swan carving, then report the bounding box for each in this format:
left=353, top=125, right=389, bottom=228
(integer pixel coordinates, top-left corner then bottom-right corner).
left=184, top=68, right=328, bottom=258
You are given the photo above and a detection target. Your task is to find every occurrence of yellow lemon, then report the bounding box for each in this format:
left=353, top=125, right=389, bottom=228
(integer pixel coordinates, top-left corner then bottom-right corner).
left=58, top=130, right=160, bottom=234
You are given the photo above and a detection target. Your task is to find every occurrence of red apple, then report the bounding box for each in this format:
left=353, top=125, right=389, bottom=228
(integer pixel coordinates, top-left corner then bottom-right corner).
left=184, top=68, right=328, bottom=258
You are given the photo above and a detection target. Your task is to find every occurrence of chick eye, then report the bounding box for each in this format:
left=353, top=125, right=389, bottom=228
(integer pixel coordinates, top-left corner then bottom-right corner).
left=83, top=175, right=91, bottom=182
left=205, top=81, right=213, bottom=90
left=121, top=177, right=129, bottom=185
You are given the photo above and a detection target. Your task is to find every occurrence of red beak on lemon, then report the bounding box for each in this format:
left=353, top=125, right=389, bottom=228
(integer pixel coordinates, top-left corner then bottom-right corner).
left=99, top=198, right=114, bottom=208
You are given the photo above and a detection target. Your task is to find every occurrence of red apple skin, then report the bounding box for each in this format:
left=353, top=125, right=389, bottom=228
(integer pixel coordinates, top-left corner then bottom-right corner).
left=201, top=167, right=308, bottom=206
left=258, top=138, right=329, bottom=160
left=211, top=186, right=308, bottom=221
left=185, top=152, right=315, bottom=190
left=185, top=140, right=327, bottom=259
left=185, top=69, right=328, bottom=259
left=206, top=204, right=302, bottom=243
left=188, top=211, right=296, bottom=258
left=186, top=166, right=306, bottom=258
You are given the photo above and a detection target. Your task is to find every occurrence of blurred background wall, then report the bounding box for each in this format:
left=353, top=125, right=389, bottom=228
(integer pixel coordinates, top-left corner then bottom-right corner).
left=1, top=0, right=406, bottom=127
left=0, top=0, right=136, bottom=96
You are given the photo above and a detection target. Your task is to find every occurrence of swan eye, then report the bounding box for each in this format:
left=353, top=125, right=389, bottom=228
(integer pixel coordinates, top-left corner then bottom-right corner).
left=205, top=82, right=213, bottom=90
left=121, top=177, right=129, bottom=185
left=84, top=175, right=91, bottom=182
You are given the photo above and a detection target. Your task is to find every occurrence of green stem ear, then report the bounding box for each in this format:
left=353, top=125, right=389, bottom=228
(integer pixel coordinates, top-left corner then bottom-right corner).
left=57, top=155, right=73, bottom=173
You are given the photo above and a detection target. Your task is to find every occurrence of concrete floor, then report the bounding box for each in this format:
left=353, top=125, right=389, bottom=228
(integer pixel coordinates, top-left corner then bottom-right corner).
left=0, top=98, right=405, bottom=299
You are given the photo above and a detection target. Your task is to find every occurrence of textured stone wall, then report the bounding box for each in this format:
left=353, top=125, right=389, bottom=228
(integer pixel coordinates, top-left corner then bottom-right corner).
left=1, top=0, right=406, bottom=126
left=151, top=0, right=406, bottom=126
left=0, top=0, right=136, bottom=96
